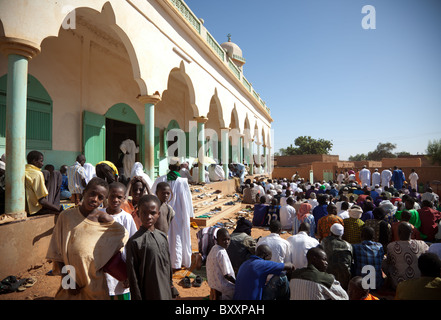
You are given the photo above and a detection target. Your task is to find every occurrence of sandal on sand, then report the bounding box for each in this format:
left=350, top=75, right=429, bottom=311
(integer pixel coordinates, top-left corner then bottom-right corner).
left=192, top=276, right=203, bottom=287
left=183, top=276, right=192, bottom=288
left=17, top=277, right=37, bottom=292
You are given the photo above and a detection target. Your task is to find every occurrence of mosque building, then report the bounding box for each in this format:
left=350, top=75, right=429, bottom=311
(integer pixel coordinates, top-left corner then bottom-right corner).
left=0, top=0, right=273, bottom=218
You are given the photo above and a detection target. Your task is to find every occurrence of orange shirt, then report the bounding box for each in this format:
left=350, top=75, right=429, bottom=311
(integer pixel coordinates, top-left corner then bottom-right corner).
left=121, top=200, right=142, bottom=230
left=362, top=293, right=379, bottom=300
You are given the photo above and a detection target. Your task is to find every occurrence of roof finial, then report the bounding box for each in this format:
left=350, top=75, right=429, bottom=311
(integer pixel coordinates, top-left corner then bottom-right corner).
left=227, top=33, right=232, bottom=42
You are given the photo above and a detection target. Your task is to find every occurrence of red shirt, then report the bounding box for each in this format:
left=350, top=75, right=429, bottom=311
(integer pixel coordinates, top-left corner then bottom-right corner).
left=418, top=207, right=441, bottom=242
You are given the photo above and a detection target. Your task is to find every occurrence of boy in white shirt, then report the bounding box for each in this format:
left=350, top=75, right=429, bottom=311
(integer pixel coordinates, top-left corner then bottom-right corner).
left=101, top=182, right=137, bottom=300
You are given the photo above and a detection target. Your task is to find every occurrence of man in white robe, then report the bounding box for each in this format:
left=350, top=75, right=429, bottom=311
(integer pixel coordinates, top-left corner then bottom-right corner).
left=359, top=166, right=371, bottom=187
left=151, top=160, right=194, bottom=270
left=120, top=139, right=139, bottom=178
left=179, top=161, right=193, bottom=183
left=371, top=169, right=381, bottom=188
left=408, top=169, right=419, bottom=191
left=381, top=168, right=392, bottom=188
left=208, top=164, right=225, bottom=182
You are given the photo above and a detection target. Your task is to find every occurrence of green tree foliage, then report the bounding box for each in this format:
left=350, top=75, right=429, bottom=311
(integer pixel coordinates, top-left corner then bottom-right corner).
left=348, top=142, right=412, bottom=161
left=348, top=153, right=368, bottom=161
left=426, top=139, right=441, bottom=165
left=367, top=142, right=397, bottom=161
left=279, top=136, right=333, bottom=155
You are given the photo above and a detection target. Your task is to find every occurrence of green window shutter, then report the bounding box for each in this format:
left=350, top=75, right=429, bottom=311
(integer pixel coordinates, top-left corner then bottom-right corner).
left=0, top=74, right=53, bottom=150
left=26, top=99, right=52, bottom=150
left=83, top=110, right=105, bottom=166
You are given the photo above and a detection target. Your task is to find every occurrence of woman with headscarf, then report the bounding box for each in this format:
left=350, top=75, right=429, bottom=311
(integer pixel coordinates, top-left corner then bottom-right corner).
left=95, top=161, right=119, bottom=184
left=226, top=217, right=257, bottom=275
left=292, top=202, right=316, bottom=238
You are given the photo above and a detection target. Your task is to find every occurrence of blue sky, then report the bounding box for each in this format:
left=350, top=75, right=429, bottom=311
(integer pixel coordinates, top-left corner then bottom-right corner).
left=184, top=0, right=441, bottom=160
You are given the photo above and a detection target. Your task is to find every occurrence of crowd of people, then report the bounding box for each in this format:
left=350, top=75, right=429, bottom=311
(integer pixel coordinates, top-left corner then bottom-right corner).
left=3, top=149, right=441, bottom=300
left=206, top=166, right=440, bottom=300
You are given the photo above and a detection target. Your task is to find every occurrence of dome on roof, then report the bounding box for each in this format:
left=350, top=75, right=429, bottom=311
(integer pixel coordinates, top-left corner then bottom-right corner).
left=221, top=39, right=243, bottom=58
left=220, top=34, right=246, bottom=69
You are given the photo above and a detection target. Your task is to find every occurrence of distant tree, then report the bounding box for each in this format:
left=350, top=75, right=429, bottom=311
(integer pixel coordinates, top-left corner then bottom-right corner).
left=426, top=139, right=441, bottom=166
left=281, top=136, right=333, bottom=155
left=348, top=153, right=368, bottom=161
left=367, top=142, right=397, bottom=161
left=396, top=151, right=411, bottom=157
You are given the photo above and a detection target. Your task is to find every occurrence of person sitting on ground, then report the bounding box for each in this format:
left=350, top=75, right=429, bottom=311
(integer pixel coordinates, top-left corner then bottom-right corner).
left=25, top=150, right=63, bottom=216
left=67, top=154, right=87, bottom=205
left=337, top=201, right=350, bottom=220
left=292, top=202, right=316, bottom=237
left=395, top=252, right=441, bottom=300
left=287, top=222, right=319, bottom=269
left=233, top=244, right=294, bottom=300
left=59, top=165, right=71, bottom=201
left=395, top=197, right=422, bottom=233
left=289, top=247, right=349, bottom=300
left=364, top=206, right=392, bottom=252
left=227, top=217, right=257, bottom=275
left=280, top=196, right=296, bottom=230
left=418, top=200, right=441, bottom=243
left=252, top=196, right=269, bottom=227
left=382, top=222, right=429, bottom=290
left=256, top=220, right=292, bottom=300
left=391, top=210, right=421, bottom=241
left=320, top=223, right=353, bottom=291
left=206, top=228, right=236, bottom=300
left=242, top=183, right=259, bottom=204
left=351, top=226, right=385, bottom=291
left=342, top=205, right=365, bottom=244
left=42, top=164, right=63, bottom=209
left=317, top=203, right=343, bottom=241
left=312, top=194, right=328, bottom=234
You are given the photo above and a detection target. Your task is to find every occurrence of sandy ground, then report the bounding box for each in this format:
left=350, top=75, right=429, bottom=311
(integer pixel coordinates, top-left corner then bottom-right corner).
left=0, top=208, right=280, bottom=301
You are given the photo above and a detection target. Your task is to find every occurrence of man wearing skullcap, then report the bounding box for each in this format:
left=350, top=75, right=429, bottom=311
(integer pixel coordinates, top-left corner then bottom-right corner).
left=321, top=223, right=353, bottom=291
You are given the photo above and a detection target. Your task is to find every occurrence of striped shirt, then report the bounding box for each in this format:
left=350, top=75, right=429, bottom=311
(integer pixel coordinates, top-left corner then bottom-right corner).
left=289, top=278, right=349, bottom=300
left=67, top=161, right=86, bottom=194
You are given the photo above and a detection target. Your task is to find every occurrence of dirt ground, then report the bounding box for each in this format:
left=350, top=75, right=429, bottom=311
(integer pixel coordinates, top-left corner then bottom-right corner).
left=0, top=209, right=280, bottom=301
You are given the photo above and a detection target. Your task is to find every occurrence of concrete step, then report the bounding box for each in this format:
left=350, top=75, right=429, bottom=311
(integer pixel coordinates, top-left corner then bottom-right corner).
left=191, top=202, right=243, bottom=227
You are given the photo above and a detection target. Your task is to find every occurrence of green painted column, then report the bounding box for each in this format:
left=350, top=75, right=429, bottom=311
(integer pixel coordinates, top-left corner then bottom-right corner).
left=4, top=54, right=29, bottom=218
left=249, top=139, right=254, bottom=175
left=195, top=116, right=208, bottom=183
left=220, top=127, right=230, bottom=180
left=138, top=92, right=161, bottom=180
left=263, top=145, right=267, bottom=173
